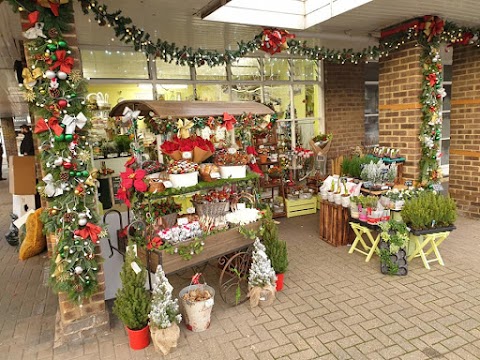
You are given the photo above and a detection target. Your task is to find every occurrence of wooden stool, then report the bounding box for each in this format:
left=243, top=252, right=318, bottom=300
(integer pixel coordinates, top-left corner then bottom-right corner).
left=407, top=231, right=451, bottom=270
left=348, top=222, right=380, bottom=262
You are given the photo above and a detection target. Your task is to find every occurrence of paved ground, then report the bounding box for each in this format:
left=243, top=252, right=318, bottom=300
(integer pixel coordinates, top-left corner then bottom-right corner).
left=0, top=170, right=479, bottom=360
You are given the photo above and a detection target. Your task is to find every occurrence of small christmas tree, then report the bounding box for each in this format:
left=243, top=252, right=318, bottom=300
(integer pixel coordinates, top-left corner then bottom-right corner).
left=149, top=265, right=182, bottom=329
left=113, top=244, right=150, bottom=330
left=261, top=208, right=288, bottom=275
left=249, top=238, right=276, bottom=288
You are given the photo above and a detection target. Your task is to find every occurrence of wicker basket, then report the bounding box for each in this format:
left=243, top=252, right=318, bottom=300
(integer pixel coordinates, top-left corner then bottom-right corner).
left=194, top=201, right=230, bottom=217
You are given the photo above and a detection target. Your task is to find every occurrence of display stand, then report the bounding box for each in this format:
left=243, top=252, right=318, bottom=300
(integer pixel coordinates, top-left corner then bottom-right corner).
left=260, top=180, right=287, bottom=218
left=318, top=200, right=354, bottom=246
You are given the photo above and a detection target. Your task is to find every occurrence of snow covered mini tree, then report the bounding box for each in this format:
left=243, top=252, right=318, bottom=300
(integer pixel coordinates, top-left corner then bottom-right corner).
left=149, top=265, right=182, bottom=355
left=248, top=238, right=277, bottom=308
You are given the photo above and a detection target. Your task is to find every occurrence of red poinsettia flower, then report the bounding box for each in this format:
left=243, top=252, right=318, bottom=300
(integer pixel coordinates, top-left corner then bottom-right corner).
left=120, top=168, right=148, bottom=192
left=147, top=236, right=163, bottom=250
left=116, top=186, right=131, bottom=207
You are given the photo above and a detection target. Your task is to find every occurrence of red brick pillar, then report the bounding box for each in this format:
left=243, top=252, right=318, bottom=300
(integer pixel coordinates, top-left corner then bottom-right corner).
left=378, top=41, right=423, bottom=181
left=449, top=45, right=480, bottom=219
left=324, top=62, right=365, bottom=171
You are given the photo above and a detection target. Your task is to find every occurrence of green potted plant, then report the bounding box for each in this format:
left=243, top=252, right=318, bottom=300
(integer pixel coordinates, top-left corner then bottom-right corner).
left=261, top=208, right=288, bottom=291
left=377, top=220, right=410, bottom=275
left=113, top=244, right=151, bottom=350
left=340, top=180, right=350, bottom=208
left=114, top=134, right=133, bottom=156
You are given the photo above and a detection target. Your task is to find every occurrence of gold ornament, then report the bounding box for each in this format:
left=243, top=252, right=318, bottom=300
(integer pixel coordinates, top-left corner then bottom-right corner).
left=22, top=67, right=43, bottom=90
left=69, top=70, right=83, bottom=83
left=23, top=91, right=36, bottom=102
left=177, top=119, right=194, bottom=139
left=78, top=151, right=91, bottom=162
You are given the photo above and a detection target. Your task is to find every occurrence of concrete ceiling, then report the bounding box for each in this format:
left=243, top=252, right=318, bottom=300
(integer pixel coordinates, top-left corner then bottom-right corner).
left=1, top=0, right=480, bottom=118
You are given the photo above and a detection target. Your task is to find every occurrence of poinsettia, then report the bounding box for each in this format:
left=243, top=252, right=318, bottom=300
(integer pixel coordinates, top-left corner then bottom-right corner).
left=120, top=167, right=148, bottom=192
left=160, top=136, right=214, bottom=154
left=116, top=185, right=131, bottom=207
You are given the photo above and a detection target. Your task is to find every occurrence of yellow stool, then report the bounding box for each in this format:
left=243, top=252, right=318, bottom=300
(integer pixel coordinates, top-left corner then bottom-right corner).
left=407, top=231, right=451, bottom=270
left=348, top=222, right=381, bottom=262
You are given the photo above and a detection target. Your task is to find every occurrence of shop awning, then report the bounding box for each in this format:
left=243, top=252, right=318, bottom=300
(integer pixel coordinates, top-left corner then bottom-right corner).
left=109, top=100, right=274, bottom=118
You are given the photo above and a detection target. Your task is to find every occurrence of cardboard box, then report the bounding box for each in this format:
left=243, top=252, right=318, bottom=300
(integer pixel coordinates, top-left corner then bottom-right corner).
left=9, top=156, right=37, bottom=195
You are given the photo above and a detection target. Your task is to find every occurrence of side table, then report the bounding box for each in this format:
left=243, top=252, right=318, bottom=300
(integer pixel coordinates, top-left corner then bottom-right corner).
left=318, top=200, right=354, bottom=246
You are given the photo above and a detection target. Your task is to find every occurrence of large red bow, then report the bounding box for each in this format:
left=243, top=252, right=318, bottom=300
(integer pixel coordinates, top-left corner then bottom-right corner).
left=260, top=29, right=295, bottom=55
left=22, top=11, right=40, bottom=30
left=34, top=117, right=64, bottom=136
left=49, top=50, right=74, bottom=74
left=419, top=15, right=444, bottom=42
left=427, top=73, right=437, bottom=87
left=74, top=222, right=103, bottom=244
left=222, top=112, right=236, bottom=131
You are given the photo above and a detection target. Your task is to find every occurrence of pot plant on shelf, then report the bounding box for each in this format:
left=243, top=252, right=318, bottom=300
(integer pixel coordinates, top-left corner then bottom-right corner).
left=340, top=180, right=350, bottom=208
left=214, top=149, right=249, bottom=179
left=113, top=244, right=151, bottom=350
left=247, top=238, right=277, bottom=308
left=137, top=199, right=182, bottom=230
left=149, top=265, right=182, bottom=355
left=377, top=220, right=410, bottom=275
left=261, top=208, right=288, bottom=291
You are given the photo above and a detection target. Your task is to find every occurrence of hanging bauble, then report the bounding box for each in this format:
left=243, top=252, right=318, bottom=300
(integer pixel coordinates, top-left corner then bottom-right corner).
left=39, top=89, right=46, bottom=95
left=76, top=171, right=82, bottom=177
left=57, top=71, right=68, bottom=80
left=53, top=157, right=63, bottom=166
left=47, top=43, right=57, bottom=51
left=78, top=212, right=87, bottom=219
left=69, top=93, right=77, bottom=98
left=81, top=170, right=89, bottom=177
left=50, top=208, right=58, bottom=215
left=45, top=70, right=56, bottom=79
left=65, top=134, right=73, bottom=142
left=55, top=134, right=65, bottom=142
left=50, top=54, right=57, bottom=61
left=69, top=171, right=75, bottom=176
left=48, top=28, right=59, bottom=39
left=63, top=161, right=72, bottom=169
left=58, top=99, right=68, bottom=108
left=58, top=40, right=67, bottom=48
left=78, top=218, right=88, bottom=226
left=74, top=266, right=83, bottom=275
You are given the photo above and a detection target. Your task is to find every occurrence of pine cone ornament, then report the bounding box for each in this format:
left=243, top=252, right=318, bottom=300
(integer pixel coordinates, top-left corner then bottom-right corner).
left=49, top=88, right=60, bottom=98
left=48, top=28, right=59, bottom=39
left=63, top=212, right=74, bottom=223
left=60, top=172, right=69, bottom=181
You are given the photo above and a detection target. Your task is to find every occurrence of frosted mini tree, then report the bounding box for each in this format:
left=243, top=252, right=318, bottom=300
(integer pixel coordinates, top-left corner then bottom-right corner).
left=149, top=265, right=182, bottom=355
left=248, top=238, right=276, bottom=307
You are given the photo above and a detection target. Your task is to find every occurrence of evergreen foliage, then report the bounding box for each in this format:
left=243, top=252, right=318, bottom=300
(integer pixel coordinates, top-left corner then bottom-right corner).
left=261, top=208, right=288, bottom=274
left=248, top=238, right=276, bottom=288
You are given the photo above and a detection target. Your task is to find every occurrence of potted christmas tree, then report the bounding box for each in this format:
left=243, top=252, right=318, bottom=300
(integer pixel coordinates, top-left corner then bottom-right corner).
left=261, top=209, right=288, bottom=291
left=113, top=244, right=151, bottom=350
left=248, top=238, right=276, bottom=308
left=149, top=265, right=182, bottom=355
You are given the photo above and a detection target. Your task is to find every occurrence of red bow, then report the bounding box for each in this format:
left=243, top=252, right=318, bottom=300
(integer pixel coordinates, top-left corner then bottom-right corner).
left=191, top=273, right=201, bottom=285
left=419, top=15, right=444, bottom=42
left=74, top=222, right=103, bottom=244
left=49, top=50, right=74, bottom=74
left=206, top=116, right=216, bottom=129
left=34, top=117, right=64, bottom=136
left=427, top=73, right=437, bottom=87
left=260, top=28, right=295, bottom=55
left=246, top=145, right=258, bottom=156
left=22, top=11, right=40, bottom=30
left=222, top=112, right=236, bottom=131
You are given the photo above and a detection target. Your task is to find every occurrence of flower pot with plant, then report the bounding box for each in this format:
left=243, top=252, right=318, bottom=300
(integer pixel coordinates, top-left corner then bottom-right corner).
left=167, top=160, right=199, bottom=188
left=113, top=244, right=151, bottom=350
left=334, top=179, right=342, bottom=205
left=214, top=149, right=249, bottom=179
left=327, top=180, right=335, bottom=203
left=377, top=220, right=410, bottom=275
left=349, top=196, right=360, bottom=219
left=137, top=199, right=182, bottom=230
left=340, top=180, right=350, bottom=208
left=149, top=265, right=182, bottom=355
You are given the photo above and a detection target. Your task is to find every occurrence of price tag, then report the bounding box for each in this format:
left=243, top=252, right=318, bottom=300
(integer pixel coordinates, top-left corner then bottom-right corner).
left=210, top=172, right=221, bottom=179
left=432, top=183, right=444, bottom=192
left=404, top=180, right=413, bottom=187
left=163, top=181, right=173, bottom=188
left=177, top=217, right=189, bottom=226
left=236, top=203, right=246, bottom=210
left=130, top=261, right=142, bottom=274
left=186, top=207, right=196, bottom=214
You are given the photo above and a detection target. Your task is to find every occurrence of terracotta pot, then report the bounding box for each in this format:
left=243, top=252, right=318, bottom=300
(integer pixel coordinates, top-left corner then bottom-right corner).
left=259, top=154, right=268, bottom=163
left=275, top=273, right=284, bottom=291
left=126, top=325, right=150, bottom=350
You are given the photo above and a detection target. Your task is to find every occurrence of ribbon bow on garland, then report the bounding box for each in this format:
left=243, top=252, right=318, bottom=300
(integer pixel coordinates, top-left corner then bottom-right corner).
left=74, top=222, right=103, bottom=244
left=62, top=112, right=87, bottom=134
left=49, top=50, right=74, bottom=74
left=260, top=29, right=295, bottom=55
left=22, top=67, right=43, bottom=90
left=36, top=0, right=69, bottom=16
left=177, top=119, right=194, bottom=139
left=418, top=15, right=445, bottom=42
left=222, top=112, right=236, bottom=131
left=122, top=106, right=140, bottom=123
left=43, top=173, right=64, bottom=197
left=34, top=116, right=64, bottom=136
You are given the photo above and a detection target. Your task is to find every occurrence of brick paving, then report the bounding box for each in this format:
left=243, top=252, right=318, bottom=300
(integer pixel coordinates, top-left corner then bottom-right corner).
left=0, top=171, right=479, bottom=359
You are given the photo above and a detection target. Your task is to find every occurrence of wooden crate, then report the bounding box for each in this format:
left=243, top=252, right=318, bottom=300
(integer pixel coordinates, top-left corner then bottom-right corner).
left=285, top=197, right=317, bottom=218
left=138, top=222, right=260, bottom=274
left=318, top=200, right=354, bottom=247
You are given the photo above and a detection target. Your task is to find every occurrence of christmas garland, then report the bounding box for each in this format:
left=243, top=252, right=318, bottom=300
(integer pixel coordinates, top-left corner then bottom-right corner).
left=5, top=1, right=106, bottom=304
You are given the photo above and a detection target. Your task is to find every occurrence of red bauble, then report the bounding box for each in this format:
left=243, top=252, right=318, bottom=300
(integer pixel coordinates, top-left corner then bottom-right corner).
left=63, top=162, right=73, bottom=169
left=58, top=99, right=68, bottom=108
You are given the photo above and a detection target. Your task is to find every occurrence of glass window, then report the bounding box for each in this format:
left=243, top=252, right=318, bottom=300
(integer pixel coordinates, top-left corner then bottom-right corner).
left=365, top=115, right=379, bottom=146
left=441, top=112, right=450, bottom=139
left=293, top=85, right=318, bottom=118
left=264, top=58, right=290, bottom=81
left=156, top=84, right=194, bottom=101
left=156, top=61, right=191, bottom=80
left=231, top=58, right=261, bottom=81
left=291, top=59, right=318, bottom=81
left=441, top=139, right=450, bottom=166
left=295, top=119, right=316, bottom=148
left=365, top=85, right=379, bottom=114
left=195, top=65, right=227, bottom=81
left=365, top=62, right=379, bottom=81
left=264, top=85, right=290, bottom=119
left=196, top=84, right=230, bottom=101
left=82, top=50, right=149, bottom=79
left=87, top=83, right=153, bottom=105
left=443, top=84, right=451, bottom=111
left=443, top=65, right=452, bottom=82
left=231, top=84, right=262, bottom=102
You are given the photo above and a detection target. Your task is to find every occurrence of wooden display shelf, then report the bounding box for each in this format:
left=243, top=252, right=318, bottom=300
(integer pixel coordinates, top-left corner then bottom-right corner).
left=138, top=222, right=260, bottom=274
left=318, top=200, right=354, bottom=247
left=285, top=197, right=317, bottom=218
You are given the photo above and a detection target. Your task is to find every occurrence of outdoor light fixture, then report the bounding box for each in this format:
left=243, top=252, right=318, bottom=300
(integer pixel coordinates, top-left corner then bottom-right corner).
left=201, top=0, right=373, bottom=30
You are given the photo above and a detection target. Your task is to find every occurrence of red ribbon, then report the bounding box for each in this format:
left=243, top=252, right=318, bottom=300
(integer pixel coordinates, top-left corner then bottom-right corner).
left=418, top=15, right=444, bottom=42
left=49, top=50, right=74, bottom=74
left=34, top=117, right=64, bottom=136
left=222, top=112, right=236, bottom=131
left=260, top=29, right=295, bottom=55
left=74, top=222, right=103, bottom=244
left=380, top=19, right=420, bottom=39
left=427, top=73, right=437, bottom=87
left=191, top=273, right=201, bottom=285
left=22, top=11, right=40, bottom=30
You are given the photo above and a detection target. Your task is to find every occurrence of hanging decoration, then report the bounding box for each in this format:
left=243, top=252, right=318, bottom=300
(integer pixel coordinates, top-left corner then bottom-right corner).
left=260, top=29, right=295, bottom=55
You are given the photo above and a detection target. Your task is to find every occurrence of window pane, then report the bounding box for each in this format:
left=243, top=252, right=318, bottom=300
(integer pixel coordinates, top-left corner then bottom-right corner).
left=231, top=58, right=261, bottom=81
left=292, top=59, right=318, bottom=81
left=443, top=65, right=452, bottom=82
left=365, top=62, right=379, bottom=82
left=441, top=112, right=450, bottom=138
left=296, top=119, right=316, bottom=148
left=264, top=85, right=290, bottom=119
left=82, top=50, right=149, bottom=79
left=195, top=66, right=227, bottom=81
left=231, top=84, right=262, bottom=102
left=293, top=85, right=318, bottom=118
left=365, top=115, right=379, bottom=146
left=156, top=61, right=191, bottom=80
left=87, top=83, right=153, bottom=105
left=443, top=84, right=451, bottom=111
left=441, top=139, right=450, bottom=165
left=156, top=85, right=194, bottom=101
left=365, top=85, right=379, bottom=114
left=264, top=58, right=289, bottom=81
left=196, top=84, right=230, bottom=101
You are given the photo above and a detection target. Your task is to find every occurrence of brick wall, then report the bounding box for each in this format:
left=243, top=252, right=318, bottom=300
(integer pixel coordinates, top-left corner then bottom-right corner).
left=378, top=41, right=423, bottom=181
left=324, top=62, right=365, bottom=170
left=449, top=45, right=480, bottom=219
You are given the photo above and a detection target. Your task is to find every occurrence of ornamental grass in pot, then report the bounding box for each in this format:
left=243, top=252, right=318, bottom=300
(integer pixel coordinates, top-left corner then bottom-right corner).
left=113, top=244, right=151, bottom=350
